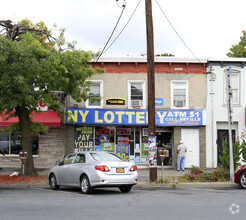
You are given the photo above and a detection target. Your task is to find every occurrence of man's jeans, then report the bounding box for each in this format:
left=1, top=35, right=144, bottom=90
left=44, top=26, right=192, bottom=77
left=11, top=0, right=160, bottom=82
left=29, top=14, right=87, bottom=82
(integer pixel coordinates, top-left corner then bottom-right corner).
left=177, top=157, right=185, bottom=171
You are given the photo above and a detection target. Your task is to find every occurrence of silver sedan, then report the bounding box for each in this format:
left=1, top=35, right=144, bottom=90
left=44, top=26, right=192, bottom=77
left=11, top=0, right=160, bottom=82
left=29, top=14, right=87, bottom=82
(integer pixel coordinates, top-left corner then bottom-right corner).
left=48, top=151, right=138, bottom=193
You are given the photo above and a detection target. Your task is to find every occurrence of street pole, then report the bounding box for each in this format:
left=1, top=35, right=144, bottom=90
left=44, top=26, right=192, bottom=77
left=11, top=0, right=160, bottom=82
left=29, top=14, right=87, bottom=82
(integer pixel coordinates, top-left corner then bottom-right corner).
left=145, top=0, right=157, bottom=182
left=227, top=67, right=234, bottom=182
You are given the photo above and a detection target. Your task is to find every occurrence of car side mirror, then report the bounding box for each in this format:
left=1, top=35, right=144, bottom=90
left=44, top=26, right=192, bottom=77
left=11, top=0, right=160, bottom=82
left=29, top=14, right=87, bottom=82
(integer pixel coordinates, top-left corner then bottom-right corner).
left=55, top=161, right=61, bottom=166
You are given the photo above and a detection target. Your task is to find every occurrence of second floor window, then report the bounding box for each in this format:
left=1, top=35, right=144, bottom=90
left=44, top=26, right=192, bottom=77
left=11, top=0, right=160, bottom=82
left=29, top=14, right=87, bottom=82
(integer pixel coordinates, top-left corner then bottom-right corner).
left=86, top=81, right=103, bottom=108
left=171, top=81, right=189, bottom=109
left=128, top=81, right=145, bottom=108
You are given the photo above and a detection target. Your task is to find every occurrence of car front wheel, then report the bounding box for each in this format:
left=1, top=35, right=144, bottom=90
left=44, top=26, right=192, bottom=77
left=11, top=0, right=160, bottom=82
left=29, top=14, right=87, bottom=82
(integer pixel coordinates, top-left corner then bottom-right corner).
left=239, top=172, right=246, bottom=189
left=49, top=174, right=60, bottom=190
left=80, top=176, right=93, bottom=194
left=119, top=185, right=132, bottom=193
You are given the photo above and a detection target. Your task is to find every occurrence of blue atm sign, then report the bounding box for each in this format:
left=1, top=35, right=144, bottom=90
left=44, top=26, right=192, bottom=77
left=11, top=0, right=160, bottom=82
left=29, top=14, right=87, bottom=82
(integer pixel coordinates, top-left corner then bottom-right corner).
left=66, top=108, right=203, bottom=126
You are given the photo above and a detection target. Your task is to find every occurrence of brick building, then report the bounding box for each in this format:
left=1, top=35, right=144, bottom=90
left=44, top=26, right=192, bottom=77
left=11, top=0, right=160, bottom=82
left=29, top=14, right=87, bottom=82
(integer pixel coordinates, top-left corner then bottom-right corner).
left=65, top=57, right=207, bottom=169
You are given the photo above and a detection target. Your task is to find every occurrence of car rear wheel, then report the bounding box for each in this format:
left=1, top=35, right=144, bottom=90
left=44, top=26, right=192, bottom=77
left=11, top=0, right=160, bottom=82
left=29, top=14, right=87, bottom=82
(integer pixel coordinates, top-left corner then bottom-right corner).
left=239, top=172, right=246, bottom=189
left=80, top=176, right=93, bottom=194
left=119, top=185, right=132, bottom=193
left=49, top=174, right=60, bottom=190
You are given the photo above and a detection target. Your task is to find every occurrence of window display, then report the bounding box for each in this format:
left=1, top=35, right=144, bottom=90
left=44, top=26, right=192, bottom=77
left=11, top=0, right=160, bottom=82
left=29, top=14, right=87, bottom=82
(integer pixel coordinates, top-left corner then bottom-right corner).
left=0, top=131, right=38, bottom=155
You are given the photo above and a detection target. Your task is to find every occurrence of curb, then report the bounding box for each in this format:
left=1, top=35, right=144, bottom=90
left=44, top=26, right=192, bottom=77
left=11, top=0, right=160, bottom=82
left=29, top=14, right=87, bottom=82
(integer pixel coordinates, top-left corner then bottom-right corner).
left=134, top=182, right=239, bottom=189
left=0, top=182, right=239, bottom=189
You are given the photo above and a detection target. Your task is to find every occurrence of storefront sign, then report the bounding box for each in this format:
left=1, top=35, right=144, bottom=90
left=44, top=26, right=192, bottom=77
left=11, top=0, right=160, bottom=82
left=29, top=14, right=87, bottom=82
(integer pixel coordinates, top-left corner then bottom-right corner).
left=117, top=128, right=131, bottom=135
left=155, top=98, right=163, bottom=106
left=106, top=98, right=125, bottom=105
left=66, top=108, right=203, bottom=126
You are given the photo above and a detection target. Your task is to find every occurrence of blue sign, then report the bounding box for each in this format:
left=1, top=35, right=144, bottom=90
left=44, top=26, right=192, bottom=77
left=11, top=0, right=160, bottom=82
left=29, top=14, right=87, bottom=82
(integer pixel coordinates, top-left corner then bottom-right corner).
left=66, top=108, right=203, bottom=126
left=155, top=98, right=163, bottom=106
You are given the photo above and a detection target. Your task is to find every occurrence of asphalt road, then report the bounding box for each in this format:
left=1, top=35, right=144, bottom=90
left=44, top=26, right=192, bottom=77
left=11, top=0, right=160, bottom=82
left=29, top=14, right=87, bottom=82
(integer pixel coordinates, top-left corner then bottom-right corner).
left=0, top=187, right=245, bottom=220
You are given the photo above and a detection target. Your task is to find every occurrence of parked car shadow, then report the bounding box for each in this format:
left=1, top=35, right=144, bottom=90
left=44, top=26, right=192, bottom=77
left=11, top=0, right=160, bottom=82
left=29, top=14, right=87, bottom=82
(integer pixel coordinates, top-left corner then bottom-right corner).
left=58, top=186, right=127, bottom=195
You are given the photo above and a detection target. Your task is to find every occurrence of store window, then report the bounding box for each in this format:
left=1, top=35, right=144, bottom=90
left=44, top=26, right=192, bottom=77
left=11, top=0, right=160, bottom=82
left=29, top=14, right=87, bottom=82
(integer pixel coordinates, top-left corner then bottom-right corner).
left=128, top=80, right=146, bottom=108
left=171, top=80, right=189, bottom=109
left=0, top=131, right=38, bottom=155
left=116, top=126, right=135, bottom=161
left=224, top=69, right=240, bottom=105
left=86, top=80, right=103, bottom=108
left=95, top=126, right=115, bottom=152
left=74, top=126, right=94, bottom=152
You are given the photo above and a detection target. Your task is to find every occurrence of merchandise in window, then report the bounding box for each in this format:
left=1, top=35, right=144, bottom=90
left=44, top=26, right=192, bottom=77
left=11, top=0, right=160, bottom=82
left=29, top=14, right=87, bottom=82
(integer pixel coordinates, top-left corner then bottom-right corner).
left=95, top=126, right=115, bottom=152
left=116, top=126, right=134, bottom=161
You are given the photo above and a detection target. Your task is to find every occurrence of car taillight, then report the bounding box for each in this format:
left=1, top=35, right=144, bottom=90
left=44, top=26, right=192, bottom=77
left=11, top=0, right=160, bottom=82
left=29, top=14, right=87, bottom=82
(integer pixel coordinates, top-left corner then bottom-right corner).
left=95, top=165, right=110, bottom=172
left=130, top=165, right=137, bottom=172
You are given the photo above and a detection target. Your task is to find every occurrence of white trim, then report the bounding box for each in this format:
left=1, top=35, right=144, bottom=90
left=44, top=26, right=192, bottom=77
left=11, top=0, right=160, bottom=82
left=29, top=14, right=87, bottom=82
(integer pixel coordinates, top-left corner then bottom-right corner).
left=128, top=80, right=146, bottom=109
left=85, top=80, right=103, bottom=108
left=170, top=80, right=189, bottom=109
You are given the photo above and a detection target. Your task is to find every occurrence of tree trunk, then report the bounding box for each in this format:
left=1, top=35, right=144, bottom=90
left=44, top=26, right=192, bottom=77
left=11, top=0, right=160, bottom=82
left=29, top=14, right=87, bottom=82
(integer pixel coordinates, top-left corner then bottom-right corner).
left=16, top=106, right=38, bottom=176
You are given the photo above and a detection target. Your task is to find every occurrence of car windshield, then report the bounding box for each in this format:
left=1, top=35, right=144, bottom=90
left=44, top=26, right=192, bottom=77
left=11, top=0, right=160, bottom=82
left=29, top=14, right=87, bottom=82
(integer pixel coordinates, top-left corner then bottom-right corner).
left=90, top=152, right=125, bottom=162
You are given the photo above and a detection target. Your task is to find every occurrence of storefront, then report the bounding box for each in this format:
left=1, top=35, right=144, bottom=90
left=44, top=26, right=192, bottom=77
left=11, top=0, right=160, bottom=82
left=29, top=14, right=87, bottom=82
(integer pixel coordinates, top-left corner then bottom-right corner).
left=66, top=108, right=205, bottom=167
left=0, top=111, right=64, bottom=169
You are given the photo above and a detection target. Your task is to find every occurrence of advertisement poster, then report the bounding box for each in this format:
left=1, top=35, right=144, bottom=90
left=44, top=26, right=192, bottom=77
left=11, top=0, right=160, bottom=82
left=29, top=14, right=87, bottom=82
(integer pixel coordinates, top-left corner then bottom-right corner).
left=148, top=137, right=157, bottom=167
left=75, top=126, right=94, bottom=152
left=141, top=136, right=149, bottom=158
left=116, top=137, right=130, bottom=161
left=101, top=143, right=114, bottom=152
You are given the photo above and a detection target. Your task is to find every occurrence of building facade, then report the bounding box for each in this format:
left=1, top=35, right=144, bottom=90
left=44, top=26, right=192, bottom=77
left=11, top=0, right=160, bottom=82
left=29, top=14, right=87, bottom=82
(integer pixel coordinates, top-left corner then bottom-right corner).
left=206, top=58, right=246, bottom=168
left=65, top=57, right=207, bottom=169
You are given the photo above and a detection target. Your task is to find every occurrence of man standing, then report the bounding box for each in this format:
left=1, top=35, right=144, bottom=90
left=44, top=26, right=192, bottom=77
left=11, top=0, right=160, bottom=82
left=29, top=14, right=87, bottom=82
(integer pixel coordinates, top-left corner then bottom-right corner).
left=177, top=140, right=187, bottom=171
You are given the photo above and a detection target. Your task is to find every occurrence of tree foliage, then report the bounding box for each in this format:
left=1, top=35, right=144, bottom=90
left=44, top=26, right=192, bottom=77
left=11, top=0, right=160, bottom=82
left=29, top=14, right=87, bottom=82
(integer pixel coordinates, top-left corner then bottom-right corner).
left=155, top=53, right=175, bottom=57
left=219, top=140, right=243, bottom=171
left=227, top=30, right=246, bottom=57
left=0, top=19, right=103, bottom=176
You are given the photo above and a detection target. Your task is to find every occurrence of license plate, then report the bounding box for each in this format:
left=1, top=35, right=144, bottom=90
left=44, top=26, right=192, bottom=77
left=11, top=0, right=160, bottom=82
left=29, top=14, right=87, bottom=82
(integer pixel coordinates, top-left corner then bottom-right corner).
left=116, top=168, right=124, bottom=173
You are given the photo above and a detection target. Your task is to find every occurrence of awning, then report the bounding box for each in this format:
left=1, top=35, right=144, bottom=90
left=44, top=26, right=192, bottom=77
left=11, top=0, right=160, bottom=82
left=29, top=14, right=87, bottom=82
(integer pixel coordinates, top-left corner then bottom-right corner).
left=0, top=111, right=61, bottom=127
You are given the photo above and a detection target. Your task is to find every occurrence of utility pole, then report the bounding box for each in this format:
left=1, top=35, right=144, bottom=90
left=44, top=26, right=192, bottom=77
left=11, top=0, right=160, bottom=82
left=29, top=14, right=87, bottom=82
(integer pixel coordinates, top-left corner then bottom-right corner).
left=145, top=0, right=157, bottom=182
left=227, top=67, right=234, bottom=181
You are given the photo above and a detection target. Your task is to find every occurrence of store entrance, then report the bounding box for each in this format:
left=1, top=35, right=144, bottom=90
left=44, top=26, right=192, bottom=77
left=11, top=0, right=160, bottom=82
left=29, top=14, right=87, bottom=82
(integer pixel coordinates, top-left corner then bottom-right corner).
left=156, top=131, right=173, bottom=166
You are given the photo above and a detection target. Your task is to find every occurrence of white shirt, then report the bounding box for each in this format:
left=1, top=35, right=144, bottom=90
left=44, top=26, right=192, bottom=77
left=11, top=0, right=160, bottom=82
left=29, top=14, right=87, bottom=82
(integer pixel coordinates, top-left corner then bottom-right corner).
left=177, top=144, right=187, bottom=157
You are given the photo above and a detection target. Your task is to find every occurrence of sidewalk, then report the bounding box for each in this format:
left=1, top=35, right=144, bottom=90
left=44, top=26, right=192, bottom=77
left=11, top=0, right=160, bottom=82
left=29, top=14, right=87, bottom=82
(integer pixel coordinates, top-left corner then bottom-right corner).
left=0, top=167, right=238, bottom=189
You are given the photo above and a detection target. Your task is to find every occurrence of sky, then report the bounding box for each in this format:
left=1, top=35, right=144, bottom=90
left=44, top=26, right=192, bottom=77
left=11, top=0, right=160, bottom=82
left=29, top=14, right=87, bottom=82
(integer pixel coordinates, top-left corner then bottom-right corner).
left=1, top=0, right=246, bottom=59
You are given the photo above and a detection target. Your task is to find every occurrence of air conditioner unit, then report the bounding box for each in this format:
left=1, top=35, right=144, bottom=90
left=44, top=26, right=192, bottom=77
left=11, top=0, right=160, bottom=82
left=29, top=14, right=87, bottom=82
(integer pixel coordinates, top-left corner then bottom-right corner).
left=131, top=100, right=142, bottom=107
left=175, top=100, right=184, bottom=107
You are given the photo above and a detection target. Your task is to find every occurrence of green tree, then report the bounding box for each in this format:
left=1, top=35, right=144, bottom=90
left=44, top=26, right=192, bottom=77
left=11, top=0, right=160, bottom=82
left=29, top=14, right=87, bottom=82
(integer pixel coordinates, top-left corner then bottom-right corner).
left=0, top=19, right=103, bottom=176
left=155, top=53, right=175, bottom=57
left=227, top=30, right=246, bottom=57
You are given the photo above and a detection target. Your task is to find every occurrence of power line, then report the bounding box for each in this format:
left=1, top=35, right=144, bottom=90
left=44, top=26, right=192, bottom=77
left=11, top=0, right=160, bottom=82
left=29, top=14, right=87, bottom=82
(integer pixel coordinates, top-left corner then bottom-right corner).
left=155, top=0, right=201, bottom=63
left=103, top=0, right=142, bottom=55
left=94, top=4, right=126, bottom=63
